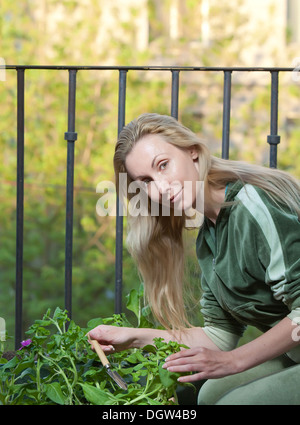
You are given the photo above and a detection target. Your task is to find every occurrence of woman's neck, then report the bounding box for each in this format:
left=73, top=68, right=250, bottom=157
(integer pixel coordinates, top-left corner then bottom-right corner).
left=203, top=184, right=226, bottom=225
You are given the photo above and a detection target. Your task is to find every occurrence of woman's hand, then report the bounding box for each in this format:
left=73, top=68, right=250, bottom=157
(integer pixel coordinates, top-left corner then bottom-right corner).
left=88, top=325, right=136, bottom=354
left=88, top=325, right=171, bottom=354
left=163, top=347, right=237, bottom=382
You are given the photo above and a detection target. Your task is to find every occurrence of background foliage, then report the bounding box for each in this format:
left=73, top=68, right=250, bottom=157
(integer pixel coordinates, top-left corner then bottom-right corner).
left=0, top=0, right=299, bottom=349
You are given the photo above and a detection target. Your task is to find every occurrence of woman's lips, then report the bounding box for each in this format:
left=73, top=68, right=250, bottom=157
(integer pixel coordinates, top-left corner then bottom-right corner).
left=170, top=189, right=182, bottom=204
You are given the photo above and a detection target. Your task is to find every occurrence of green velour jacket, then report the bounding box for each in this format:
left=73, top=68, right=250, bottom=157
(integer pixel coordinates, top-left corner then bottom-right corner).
left=196, top=180, right=300, bottom=361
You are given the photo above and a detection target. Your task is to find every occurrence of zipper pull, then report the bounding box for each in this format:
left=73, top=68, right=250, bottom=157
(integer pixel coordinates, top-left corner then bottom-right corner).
left=212, top=258, right=216, bottom=271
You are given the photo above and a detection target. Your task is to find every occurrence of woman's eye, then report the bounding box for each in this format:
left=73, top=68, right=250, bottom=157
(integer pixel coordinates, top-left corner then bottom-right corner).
left=159, top=161, right=168, bottom=170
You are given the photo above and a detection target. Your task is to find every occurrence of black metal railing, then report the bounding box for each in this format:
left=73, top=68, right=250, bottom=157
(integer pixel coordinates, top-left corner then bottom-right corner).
left=4, top=65, right=295, bottom=348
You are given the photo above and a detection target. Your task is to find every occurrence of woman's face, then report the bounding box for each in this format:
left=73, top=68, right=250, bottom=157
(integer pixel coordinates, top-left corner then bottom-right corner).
left=125, top=134, right=201, bottom=212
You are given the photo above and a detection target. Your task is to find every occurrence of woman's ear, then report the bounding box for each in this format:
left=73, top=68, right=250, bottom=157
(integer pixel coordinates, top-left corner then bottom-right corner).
left=189, top=146, right=199, bottom=161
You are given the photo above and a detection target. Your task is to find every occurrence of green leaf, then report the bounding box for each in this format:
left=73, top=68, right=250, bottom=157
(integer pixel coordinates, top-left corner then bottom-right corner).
left=158, top=362, right=179, bottom=388
left=83, top=369, right=101, bottom=378
left=80, top=383, right=117, bottom=405
left=145, top=397, right=162, bottom=405
left=142, top=344, right=156, bottom=353
left=14, top=359, right=35, bottom=375
left=133, top=363, right=145, bottom=371
left=126, top=289, right=139, bottom=320
left=138, top=315, right=154, bottom=329
left=45, top=382, right=66, bottom=405
left=86, top=317, right=104, bottom=329
left=146, top=377, right=162, bottom=393
left=125, top=350, right=146, bottom=364
left=0, top=356, right=19, bottom=370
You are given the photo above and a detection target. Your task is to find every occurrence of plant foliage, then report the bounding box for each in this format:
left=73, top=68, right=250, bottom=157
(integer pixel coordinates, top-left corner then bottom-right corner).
left=0, top=288, right=194, bottom=405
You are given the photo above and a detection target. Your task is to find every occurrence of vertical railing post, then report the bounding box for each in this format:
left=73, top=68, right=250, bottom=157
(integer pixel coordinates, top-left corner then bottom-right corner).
left=115, top=69, right=127, bottom=314
left=171, top=70, right=180, bottom=119
left=15, top=68, right=25, bottom=349
left=222, top=70, right=232, bottom=160
left=64, top=69, right=78, bottom=319
left=267, top=71, right=280, bottom=168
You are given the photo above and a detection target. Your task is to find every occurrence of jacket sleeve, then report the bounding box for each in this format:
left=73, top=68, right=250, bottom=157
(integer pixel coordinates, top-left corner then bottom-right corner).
left=200, top=275, right=246, bottom=337
left=236, top=184, right=300, bottom=314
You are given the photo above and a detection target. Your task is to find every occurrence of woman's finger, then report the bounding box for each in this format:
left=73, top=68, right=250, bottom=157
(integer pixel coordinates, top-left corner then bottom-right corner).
left=165, top=348, right=196, bottom=362
left=178, top=372, right=206, bottom=383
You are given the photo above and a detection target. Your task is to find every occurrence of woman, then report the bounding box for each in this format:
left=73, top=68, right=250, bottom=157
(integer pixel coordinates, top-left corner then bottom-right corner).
left=89, top=113, right=300, bottom=405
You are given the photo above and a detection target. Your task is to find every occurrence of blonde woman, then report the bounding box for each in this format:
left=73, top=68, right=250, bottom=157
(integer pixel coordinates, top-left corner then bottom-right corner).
left=89, top=113, right=300, bottom=405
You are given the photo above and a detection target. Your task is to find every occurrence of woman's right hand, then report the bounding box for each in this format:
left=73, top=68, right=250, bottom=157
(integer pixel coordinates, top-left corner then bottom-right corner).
left=88, top=325, right=138, bottom=354
left=88, top=324, right=171, bottom=354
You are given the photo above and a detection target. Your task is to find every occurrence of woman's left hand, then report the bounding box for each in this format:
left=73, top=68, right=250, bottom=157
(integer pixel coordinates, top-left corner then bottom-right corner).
left=162, top=347, right=237, bottom=382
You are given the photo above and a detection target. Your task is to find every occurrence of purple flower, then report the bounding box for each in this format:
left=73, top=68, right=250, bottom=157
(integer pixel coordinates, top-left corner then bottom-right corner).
left=19, top=339, right=32, bottom=350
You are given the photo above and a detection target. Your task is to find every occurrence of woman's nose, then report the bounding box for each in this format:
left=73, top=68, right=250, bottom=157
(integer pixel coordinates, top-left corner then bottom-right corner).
left=148, top=179, right=170, bottom=203
left=154, top=179, right=170, bottom=196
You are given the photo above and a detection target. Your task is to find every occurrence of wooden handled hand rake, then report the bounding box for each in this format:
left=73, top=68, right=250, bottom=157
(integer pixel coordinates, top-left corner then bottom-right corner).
left=89, top=337, right=128, bottom=391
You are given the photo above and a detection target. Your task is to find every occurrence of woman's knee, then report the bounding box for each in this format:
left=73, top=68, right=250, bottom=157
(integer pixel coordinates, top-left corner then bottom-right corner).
left=215, top=364, right=300, bottom=405
left=197, top=355, right=296, bottom=405
left=197, top=378, right=229, bottom=405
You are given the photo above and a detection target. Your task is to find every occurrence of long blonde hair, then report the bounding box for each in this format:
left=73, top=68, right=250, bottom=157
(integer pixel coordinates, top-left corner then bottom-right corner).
left=114, top=113, right=300, bottom=330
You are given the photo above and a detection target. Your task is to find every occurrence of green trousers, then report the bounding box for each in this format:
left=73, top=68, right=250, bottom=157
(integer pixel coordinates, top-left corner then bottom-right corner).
left=198, top=354, right=300, bottom=405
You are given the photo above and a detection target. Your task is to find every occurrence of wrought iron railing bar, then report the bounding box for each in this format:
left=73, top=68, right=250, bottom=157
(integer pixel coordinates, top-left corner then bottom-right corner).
left=115, top=70, right=127, bottom=314
left=5, top=65, right=295, bottom=72
left=221, top=70, right=232, bottom=160
left=64, top=69, right=78, bottom=319
left=267, top=71, right=280, bottom=168
left=171, top=70, right=180, bottom=119
left=15, top=69, right=25, bottom=350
